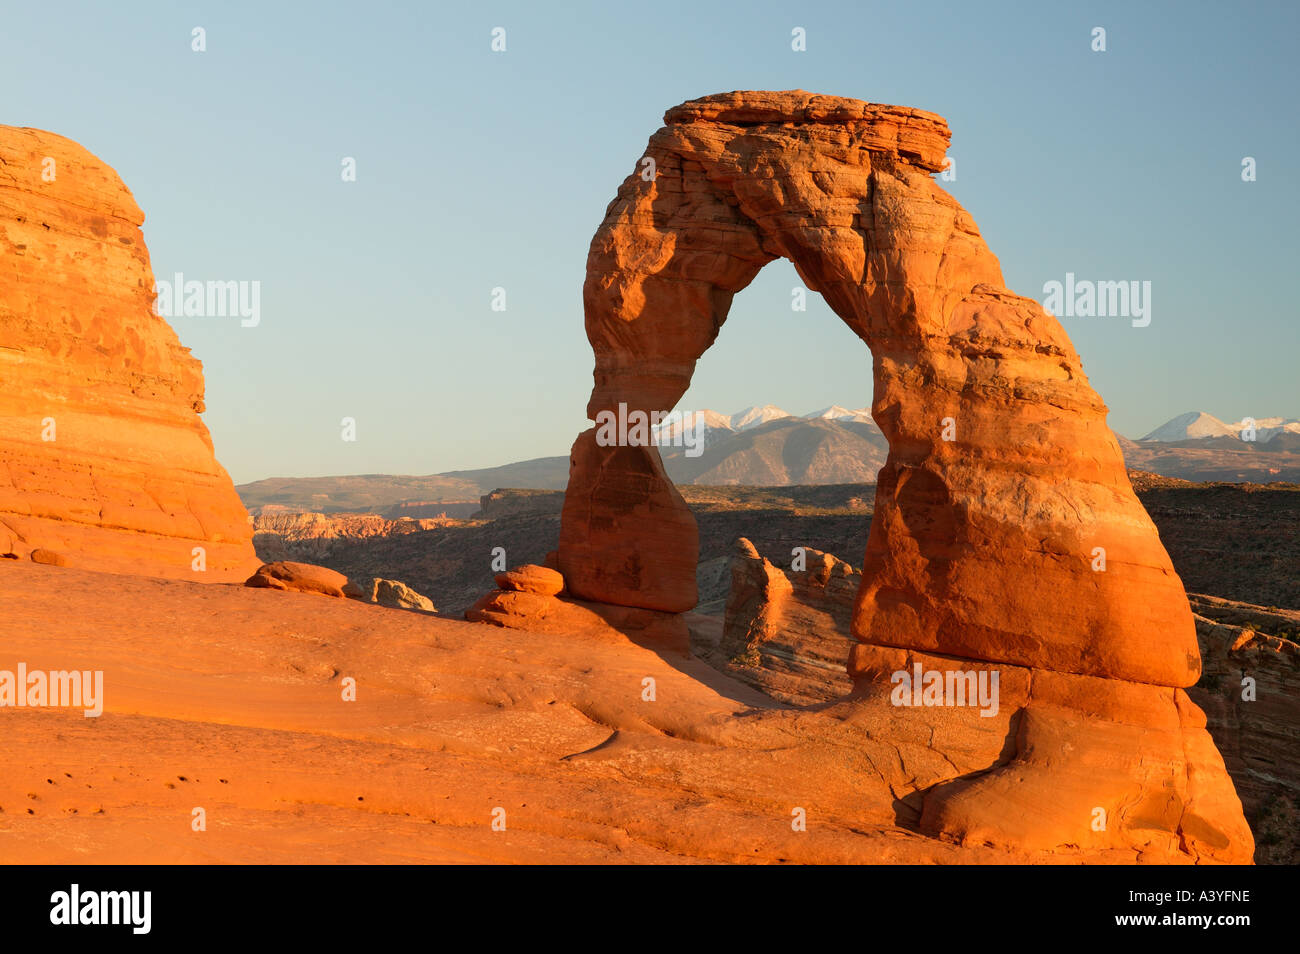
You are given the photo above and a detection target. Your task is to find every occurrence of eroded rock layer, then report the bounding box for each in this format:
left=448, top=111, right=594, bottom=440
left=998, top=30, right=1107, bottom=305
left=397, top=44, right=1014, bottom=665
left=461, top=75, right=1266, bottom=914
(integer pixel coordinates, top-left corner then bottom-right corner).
left=0, top=126, right=257, bottom=580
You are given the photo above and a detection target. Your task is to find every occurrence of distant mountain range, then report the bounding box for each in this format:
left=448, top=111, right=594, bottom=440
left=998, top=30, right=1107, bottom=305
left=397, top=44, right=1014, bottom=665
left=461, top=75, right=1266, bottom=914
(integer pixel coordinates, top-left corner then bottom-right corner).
left=651, top=404, right=878, bottom=448
left=659, top=415, right=886, bottom=485
left=235, top=408, right=1300, bottom=514
left=1140, top=412, right=1300, bottom=443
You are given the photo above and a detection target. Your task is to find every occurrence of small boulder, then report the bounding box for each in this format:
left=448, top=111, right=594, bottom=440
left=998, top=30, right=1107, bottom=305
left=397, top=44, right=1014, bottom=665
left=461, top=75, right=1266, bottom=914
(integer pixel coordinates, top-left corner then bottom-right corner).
left=343, top=579, right=377, bottom=601
left=30, top=548, right=69, bottom=567
left=495, top=564, right=564, bottom=596
left=373, top=579, right=436, bottom=613
left=344, top=576, right=436, bottom=613
left=245, top=561, right=348, bottom=598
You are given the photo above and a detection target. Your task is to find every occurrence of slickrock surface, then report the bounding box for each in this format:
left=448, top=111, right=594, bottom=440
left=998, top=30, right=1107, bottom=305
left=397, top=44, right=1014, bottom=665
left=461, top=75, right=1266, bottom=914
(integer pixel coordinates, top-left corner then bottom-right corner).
left=0, top=561, right=1226, bottom=864
left=545, top=91, right=1252, bottom=861
left=734, top=563, right=1243, bottom=863
left=0, top=126, right=257, bottom=581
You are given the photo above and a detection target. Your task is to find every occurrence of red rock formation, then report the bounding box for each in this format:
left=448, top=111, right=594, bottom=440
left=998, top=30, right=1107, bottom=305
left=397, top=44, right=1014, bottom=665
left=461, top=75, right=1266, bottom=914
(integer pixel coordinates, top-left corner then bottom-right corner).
left=495, top=564, right=565, bottom=596
left=717, top=538, right=855, bottom=705
left=29, top=547, right=69, bottom=567
left=246, top=561, right=349, bottom=598
left=0, top=126, right=258, bottom=581
left=549, top=90, right=1252, bottom=861
left=560, top=433, right=698, bottom=612
left=466, top=587, right=690, bottom=655
left=467, top=561, right=693, bottom=650
left=560, top=90, right=1194, bottom=685
left=344, top=576, right=438, bottom=613
left=719, top=541, right=1272, bottom=860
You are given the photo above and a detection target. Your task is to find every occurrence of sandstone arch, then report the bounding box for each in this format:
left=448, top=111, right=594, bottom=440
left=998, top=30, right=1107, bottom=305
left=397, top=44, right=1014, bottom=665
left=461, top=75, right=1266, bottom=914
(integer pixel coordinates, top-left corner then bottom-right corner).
left=549, top=92, right=1253, bottom=860
left=558, top=90, right=1195, bottom=688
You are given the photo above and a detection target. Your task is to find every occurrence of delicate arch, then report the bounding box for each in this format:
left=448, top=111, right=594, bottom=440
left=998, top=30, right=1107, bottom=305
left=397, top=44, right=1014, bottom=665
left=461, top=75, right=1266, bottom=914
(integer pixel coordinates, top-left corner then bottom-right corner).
left=559, top=91, right=1197, bottom=688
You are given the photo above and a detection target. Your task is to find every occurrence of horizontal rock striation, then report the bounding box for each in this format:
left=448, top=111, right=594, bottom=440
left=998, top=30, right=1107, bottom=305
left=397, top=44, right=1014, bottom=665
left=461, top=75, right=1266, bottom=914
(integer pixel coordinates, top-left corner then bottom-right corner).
left=0, top=126, right=258, bottom=580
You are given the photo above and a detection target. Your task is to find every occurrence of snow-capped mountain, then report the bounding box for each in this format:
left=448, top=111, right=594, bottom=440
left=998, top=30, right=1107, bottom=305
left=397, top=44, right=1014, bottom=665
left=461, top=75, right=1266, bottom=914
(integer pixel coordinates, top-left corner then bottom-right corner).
left=804, top=405, right=877, bottom=426
left=651, top=405, right=792, bottom=445
left=650, top=404, right=884, bottom=454
left=730, top=405, right=793, bottom=431
left=647, top=409, right=735, bottom=448
left=653, top=405, right=872, bottom=441
left=1140, top=412, right=1300, bottom=443
left=1242, top=417, right=1300, bottom=441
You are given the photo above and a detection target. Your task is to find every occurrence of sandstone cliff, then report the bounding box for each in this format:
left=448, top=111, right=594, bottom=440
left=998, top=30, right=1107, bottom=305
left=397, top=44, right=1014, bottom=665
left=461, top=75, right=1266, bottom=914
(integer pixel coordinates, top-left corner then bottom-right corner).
left=251, top=511, right=450, bottom=564
left=0, top=126, right=257, bottom=580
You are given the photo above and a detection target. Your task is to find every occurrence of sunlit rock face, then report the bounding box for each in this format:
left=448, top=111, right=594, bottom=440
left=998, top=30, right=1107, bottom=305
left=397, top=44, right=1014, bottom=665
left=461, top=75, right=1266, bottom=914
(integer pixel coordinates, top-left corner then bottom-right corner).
left=552, top=91, right=1252, bottom=862
left=0, top=126, right=258, bottom=580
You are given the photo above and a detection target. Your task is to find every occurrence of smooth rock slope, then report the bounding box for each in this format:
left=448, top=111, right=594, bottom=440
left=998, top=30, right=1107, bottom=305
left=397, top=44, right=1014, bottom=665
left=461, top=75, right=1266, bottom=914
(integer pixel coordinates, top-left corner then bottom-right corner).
left=0, top=561, right=1222, bottom=864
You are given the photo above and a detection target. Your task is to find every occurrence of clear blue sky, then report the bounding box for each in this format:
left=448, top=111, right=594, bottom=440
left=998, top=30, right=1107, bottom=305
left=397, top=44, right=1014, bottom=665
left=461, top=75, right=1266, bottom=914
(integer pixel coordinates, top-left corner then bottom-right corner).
left=5, top=0, right=1296, bottom=483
